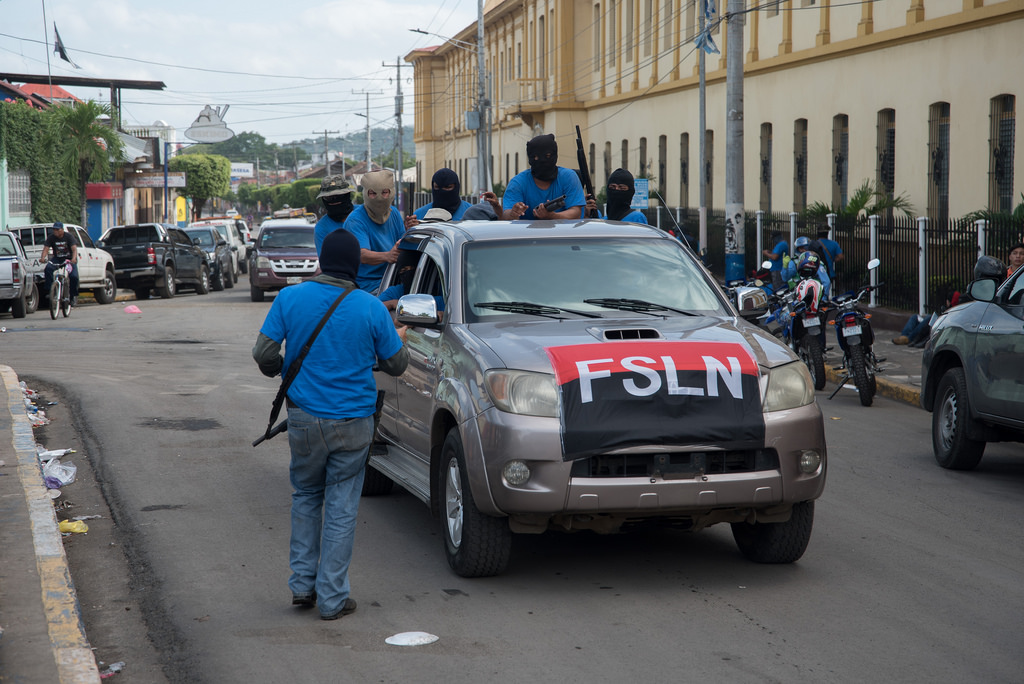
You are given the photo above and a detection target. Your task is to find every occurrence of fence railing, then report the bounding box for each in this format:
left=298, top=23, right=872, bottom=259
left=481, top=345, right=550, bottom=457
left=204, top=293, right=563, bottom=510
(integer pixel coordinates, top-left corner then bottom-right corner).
left=410, top=194, right=1023, bottom=315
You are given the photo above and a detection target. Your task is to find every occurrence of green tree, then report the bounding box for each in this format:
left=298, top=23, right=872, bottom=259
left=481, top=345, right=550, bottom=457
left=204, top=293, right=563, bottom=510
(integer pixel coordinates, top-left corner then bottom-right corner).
left=805, top=179, right=915, bottom=221
left=42, top=101, right=125, bottom=227
left=169, top=154, right=231, bottom=221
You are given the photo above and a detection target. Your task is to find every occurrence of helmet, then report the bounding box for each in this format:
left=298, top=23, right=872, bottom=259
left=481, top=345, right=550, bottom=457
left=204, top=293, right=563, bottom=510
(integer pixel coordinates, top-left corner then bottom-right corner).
left=974, top=255, right=1006, bottom=281
left=796, top=251, right=821, bottom=278
left=794, top=235, right=811, bottom=251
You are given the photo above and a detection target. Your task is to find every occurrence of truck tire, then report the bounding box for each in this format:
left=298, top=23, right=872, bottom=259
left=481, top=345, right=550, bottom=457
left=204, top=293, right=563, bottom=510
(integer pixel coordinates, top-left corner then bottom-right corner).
left=195, top=265, right=210, bottom=295
left=11, top=292, right=26, bottom=318
left=250, top=284, right=265, bottom=302
left=224, top=266, right=235, bottom=289
left=158, top=265, right=176, bottom=299
left=25, top=282, right=39, bottom=314
left=93, top=270, right=117, bottom=304
left=439, top=429, right=511, bottom=577
left=731, top=501, right=814, bottom=564
left=211, top=265, right=225, bottom=291
left=932, top=367, right=985, bottom=470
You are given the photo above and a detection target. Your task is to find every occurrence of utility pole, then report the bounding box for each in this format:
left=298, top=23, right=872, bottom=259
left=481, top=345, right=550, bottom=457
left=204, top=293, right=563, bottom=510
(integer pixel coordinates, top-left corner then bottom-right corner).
left=313, top=129, right=339, bottom=175
left=698, top=0, right=707, bottom=253
left=353, top=91, right=382, bottom=175
left=476, top=0, right=489, bottom=196
left=382, top=57, right=406, bottom=215
left=724, top=0, right=745, bottom=283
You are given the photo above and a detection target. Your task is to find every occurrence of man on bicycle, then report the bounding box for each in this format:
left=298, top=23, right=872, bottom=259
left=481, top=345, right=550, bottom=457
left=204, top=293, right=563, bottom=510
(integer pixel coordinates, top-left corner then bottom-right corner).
left=39, top=221, right=79, bottom=306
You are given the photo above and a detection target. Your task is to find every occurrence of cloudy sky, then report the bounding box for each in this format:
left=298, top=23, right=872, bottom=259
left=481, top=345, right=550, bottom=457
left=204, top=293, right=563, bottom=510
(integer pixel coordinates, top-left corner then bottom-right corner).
left=0, top=0, right=478, bottom=145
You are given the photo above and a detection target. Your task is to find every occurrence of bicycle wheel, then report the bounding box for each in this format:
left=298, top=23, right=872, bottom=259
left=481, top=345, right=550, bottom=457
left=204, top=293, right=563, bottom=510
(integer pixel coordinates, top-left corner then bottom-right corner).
left=60, top=280, right=71, bottom=317
left=49, top=277, right=61, bottom=319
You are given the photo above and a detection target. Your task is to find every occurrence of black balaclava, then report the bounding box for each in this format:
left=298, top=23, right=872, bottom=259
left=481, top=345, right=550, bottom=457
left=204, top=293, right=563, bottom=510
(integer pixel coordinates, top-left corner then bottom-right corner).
left=606, top=168, right=635, bottom=220
left=322, top=194, right=354, bottom=222
left=527, top=134, right=558, bottom=183
left=431, top=168, right=462, bottom=214
left=319, top=228, right=360, bottom=282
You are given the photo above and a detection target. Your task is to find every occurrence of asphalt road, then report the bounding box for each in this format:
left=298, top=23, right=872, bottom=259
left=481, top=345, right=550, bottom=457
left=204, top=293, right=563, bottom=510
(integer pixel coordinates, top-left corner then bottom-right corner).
left=4, top=289, right=1023, bottom=683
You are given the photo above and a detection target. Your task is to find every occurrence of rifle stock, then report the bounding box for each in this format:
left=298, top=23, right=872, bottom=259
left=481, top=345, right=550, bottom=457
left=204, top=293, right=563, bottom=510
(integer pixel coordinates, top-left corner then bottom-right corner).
left=252, top=419, right=288, bottom=447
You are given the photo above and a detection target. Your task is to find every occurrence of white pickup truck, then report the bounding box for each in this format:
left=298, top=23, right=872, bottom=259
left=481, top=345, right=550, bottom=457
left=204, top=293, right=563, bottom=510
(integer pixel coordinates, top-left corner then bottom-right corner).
left=12, top=223, right=118, bottom=304
left=0, top=231, right=32, bottom=317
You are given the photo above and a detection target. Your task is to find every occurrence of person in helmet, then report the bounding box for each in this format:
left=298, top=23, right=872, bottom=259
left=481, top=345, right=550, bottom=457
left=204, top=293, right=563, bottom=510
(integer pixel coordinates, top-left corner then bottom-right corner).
left=781, top=236, right=831, bottom=296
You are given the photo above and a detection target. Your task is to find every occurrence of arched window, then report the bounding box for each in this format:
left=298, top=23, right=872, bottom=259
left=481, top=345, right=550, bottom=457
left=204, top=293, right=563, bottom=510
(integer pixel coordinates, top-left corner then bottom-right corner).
left=989, top=95, right=1015, bottom=213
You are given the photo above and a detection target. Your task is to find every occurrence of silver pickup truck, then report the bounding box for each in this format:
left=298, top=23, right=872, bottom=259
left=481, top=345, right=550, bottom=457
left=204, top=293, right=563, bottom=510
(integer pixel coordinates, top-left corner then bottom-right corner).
left=0, top=231, right=32, bottom=317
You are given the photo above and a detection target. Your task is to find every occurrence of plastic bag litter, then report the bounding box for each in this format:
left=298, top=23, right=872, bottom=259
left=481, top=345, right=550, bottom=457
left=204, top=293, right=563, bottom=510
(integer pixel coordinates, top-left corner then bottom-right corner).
left=385, top=631, right=439, bottom=646
left=42, top=459, right=76, bottom=486
left=99, top=661, right=125, bottom=678
left=123, top=304, right=142, bottom=314
left=58, top=520, right=88, bottom=534
left=38, top=447, right=74, bottom=462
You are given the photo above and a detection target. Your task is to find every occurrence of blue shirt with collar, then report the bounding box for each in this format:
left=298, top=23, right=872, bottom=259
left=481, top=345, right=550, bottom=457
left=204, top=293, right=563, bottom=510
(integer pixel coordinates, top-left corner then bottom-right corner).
left=342, top=205, right=406, bottom=292
left=502, top=167, right=586, bottom=219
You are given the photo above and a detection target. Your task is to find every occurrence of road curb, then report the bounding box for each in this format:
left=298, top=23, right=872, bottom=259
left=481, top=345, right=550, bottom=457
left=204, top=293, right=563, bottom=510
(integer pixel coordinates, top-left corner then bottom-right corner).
left=824, top=365, right=921, bottom=407
left=1, top=366, right=101, bottom=683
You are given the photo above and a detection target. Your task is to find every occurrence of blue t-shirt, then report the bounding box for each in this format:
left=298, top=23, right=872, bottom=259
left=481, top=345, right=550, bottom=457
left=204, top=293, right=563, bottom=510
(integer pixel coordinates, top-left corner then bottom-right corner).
left=502, top=167, right=586, bottom=219
left=260, top=282, right=403, bottom=420
left=314, top=215, right=346, bottom=256
left=595, top=208, right=648, bottom=224
left=817, top=238, right=842, bottom=277
left=343, top=205, right=406, bottom=292
left=414, top=200, right=472, bottom=221
left=768, top=240, right=789, bottom=272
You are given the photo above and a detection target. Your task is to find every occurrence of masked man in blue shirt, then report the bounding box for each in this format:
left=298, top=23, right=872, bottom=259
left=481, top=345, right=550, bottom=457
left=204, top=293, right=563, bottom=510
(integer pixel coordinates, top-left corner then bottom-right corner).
left=502, top=134, right=586, bottom=220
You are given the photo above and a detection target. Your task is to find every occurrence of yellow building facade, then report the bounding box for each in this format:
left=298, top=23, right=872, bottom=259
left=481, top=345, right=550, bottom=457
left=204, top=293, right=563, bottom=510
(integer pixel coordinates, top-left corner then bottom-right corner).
left=407, top=0, right=1022, bottom=219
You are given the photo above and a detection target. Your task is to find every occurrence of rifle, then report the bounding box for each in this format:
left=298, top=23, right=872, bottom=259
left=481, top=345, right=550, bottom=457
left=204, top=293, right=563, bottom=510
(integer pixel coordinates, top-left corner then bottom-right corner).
left=575, top=126, right=597, bottom=217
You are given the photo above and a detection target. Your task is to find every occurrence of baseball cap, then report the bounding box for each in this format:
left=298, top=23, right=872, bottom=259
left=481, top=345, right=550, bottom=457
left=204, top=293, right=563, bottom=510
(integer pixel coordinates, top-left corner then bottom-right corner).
left=316, top=175, right=353, bottom=199
left=52, top=221, right=64, bottom=230
left=422, top=208, right=453, bottom=222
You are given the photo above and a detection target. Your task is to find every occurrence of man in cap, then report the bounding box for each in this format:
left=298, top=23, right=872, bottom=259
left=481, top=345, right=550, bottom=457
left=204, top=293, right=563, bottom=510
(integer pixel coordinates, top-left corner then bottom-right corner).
left=584, top=168, right=649, bottom=224
left=502, top=133, right=586, bottom=220
left=313, top=175, right=355, bottom=255
left=414, top=168, right=472, bottom=221
left=253, top=228, right=408, bottom=621
left=341, top=170, right=408, bottom=293
left=38, top=221, right=80, bottom=306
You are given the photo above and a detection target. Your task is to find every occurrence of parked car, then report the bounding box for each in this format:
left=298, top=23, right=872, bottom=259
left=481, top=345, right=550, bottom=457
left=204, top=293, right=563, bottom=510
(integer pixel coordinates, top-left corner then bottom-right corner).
left=248, top=222, right=319, bottom=302
left=921, top=261, right=1024, bottom=470
left=183, top=227, right=234, bottom=292
left=0, top=231, right=32, bottom=317
left=13, top=223, right=118, bottom=305
left=364, top=219, right=826, bottom=577
left=98, top=223, right=210, bottom=299
left=190, top=217, right=248, bottom=277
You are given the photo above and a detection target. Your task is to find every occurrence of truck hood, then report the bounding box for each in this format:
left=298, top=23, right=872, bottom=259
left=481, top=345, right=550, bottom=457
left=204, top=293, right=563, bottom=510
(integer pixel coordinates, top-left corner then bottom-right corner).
left=466, top=316, right=795, bottom=374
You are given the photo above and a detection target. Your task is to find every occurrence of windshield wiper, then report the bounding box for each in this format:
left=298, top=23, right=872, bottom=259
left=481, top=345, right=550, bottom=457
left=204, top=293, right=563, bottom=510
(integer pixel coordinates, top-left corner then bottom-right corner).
left=584, top=298, right=700, bottom=316
left=474, top=301, right=602, bottom=319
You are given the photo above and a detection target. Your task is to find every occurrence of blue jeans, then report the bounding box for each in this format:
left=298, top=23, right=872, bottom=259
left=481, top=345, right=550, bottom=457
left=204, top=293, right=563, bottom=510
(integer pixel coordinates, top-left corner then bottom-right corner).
left=286, top=407, right=372, bottom=617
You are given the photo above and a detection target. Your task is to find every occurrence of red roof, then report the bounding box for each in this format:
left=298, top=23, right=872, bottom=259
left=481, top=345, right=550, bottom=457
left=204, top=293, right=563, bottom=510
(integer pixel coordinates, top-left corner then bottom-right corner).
left=18, top=83, right=81, bottom=102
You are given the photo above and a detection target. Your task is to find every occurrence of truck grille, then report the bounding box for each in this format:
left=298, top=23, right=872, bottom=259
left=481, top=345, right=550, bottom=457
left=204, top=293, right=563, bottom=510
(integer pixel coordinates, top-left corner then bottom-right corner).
left=570, top=449, right=779, bottom=479
left=271, top=258, right=318, bottom=275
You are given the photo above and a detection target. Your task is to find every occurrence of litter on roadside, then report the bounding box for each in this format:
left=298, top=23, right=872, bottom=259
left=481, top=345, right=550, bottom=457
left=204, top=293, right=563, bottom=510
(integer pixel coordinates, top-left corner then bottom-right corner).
left=42, top=459, right=77, bottom=486
left=384, top=631, right=439, bottom=646
left=58, top=520, right=88, bottom=534
left=99, top=661, right=125, bottom=678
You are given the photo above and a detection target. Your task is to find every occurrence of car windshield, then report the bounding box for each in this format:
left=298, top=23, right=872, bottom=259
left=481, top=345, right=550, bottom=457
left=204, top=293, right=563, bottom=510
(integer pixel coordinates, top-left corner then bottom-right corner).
left=463, top=237, right=726, bottom=321
left=259, top=228, right=314, bottom=249
left=187, top=231, right=214, bottom=247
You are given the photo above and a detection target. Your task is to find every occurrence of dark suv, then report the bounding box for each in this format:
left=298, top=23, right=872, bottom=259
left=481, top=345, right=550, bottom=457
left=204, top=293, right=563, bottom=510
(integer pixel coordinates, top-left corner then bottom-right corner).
left=921, top=263, right=1024, bottom=469
left=247, top=222, right=319, bottom=302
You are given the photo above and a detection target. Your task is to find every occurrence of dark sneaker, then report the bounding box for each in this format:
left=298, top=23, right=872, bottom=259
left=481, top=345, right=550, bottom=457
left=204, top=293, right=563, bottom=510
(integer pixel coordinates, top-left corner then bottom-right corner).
left=292, top=590, right=317, bottom=608
left=320, top=598, right=356, bottom=620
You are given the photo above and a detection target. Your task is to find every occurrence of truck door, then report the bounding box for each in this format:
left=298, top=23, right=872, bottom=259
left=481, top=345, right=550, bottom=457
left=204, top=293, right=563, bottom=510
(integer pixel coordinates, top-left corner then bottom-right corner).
left=973, top=270, right=1024, bottom=422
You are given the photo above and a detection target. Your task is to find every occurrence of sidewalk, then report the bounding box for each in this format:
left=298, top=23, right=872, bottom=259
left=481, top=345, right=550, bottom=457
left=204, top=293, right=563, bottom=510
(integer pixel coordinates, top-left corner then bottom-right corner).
left=0, top=366, right=101, bottom=684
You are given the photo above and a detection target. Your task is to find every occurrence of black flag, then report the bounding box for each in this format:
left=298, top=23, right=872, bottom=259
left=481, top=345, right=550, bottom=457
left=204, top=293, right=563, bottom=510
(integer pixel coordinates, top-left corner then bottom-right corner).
left=53, top=24, right=80, bottom=69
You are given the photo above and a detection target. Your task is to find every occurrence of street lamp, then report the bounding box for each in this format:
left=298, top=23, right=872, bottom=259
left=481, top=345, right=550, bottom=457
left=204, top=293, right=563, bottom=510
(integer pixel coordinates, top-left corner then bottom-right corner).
left=409, top=5, right=490, bottom=196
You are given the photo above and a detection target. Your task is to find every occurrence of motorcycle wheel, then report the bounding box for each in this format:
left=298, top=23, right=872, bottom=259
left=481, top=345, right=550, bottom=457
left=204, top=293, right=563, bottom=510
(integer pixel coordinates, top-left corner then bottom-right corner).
left=849, top=344, right=874, bottom=406
left=798, top=336, right=826, bottom=391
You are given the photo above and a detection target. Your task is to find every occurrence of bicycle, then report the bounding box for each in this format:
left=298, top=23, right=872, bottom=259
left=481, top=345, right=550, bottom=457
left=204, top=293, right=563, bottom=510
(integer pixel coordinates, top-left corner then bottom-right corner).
left=48, top=260, right=73, bottom=320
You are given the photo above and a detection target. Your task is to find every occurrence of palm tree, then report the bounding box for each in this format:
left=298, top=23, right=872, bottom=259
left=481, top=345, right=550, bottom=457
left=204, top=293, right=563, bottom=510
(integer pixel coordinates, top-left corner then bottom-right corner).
left=805, top=179, right=915, bottom=222
left=44, top=100, right=125, bottom=227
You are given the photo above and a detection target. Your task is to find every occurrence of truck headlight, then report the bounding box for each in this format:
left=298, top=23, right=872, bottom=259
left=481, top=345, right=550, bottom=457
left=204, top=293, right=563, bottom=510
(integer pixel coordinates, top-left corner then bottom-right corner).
left=484, top=369, right=558, bottom=417
left=256, top=257, right=271, bottom=269
left=763, top=361, right=815, bottom=412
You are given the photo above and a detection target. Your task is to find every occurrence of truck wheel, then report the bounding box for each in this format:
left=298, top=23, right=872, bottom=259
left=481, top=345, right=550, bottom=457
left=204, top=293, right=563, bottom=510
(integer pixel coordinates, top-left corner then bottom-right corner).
left=134, top=287, right=151, bottom=300
left=195, top=265, right=210, bottom=295
left=224, top=264, right=235, bottom=289
left=439, top=429, right=511, bottom=577
left=249, top=284, right=265, bottom=302
left=93, top=271, right=117, bottom=304
left=731, top=501, right=814, bottom=564
left=11, top=292, right=27, bottom=318
left=25, top=282, right=39, bottom=314
left=211, top=265, right=225, bottom=291
left=158, top=265, right=176, bottom=299
left=932, top=367, right=985, bottom=470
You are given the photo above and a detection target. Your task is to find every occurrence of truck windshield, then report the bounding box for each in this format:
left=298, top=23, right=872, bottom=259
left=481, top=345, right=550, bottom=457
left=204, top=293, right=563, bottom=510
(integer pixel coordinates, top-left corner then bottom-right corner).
left=463, top=237, right=726, bottom=322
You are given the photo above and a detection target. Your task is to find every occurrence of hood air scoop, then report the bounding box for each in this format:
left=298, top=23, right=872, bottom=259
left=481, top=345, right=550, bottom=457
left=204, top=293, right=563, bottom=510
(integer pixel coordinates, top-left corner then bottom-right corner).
left=599, top=328, right=663, bottom=341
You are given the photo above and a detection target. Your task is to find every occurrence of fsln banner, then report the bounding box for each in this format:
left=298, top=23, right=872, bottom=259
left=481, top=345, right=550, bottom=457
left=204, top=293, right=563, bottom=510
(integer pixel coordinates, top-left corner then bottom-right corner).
left=546, top=341, right=765, bottom=460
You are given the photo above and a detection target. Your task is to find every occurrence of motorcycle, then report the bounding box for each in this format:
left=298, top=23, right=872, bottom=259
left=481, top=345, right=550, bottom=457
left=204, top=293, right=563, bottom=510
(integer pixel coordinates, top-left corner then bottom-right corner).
left=727, top=260, right=783, bottom=331
left=787, top=275, right=828, bottom=391
left=827, top=258, right=884, bottom=406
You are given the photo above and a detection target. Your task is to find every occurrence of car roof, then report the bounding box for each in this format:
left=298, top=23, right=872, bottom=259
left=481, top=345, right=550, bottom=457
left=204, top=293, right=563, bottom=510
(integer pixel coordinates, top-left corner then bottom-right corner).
left=409, top=219, right=671, bottom=243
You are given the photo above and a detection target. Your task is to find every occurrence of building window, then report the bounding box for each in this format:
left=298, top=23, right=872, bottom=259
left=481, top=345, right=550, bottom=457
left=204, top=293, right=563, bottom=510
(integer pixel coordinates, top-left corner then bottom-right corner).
left=833, top=114, right=849, bottom=209
left=625, top=0, right=635, bottom=63
left=680, top=133, right=690, bottom=208
left=928, top=103, right=950, bottom=224
left=662, top=0, right=673, bottom=48
left=594, top=3, right=602, bottom=72
left=609, top=1, right=617, bottom=66
left=621, top=139, right=629, bottom=170
left=685, top=0, right=696, bottom=40
left=515, top=152, right=520, bottom=175
left=8, top=168, right=31, bottom=216
left=589, top=143, right=597, bottom=184
left=767, top=0, right=779, bottom=17
left=639, top=137, right=648, bottom=178
left=794, top=119, right=808, bottom=212
left=704, top=130, right=714, bottom=207
left=505, top=154, right=510, bottom=184
left=538, top=16, right=546, bottom=77
left=760, top=123, right=772, bottom=213
left=990, top=94, right=1015, bottom=213
left=876, top=108, right=896, bottom=212
left=644, top=0, right=653, bottom=57
left=604, top=141, right=612, bottom=184
left=517, top=42, right=522, bottom=78
left=658, top=134, right=667, bottom=200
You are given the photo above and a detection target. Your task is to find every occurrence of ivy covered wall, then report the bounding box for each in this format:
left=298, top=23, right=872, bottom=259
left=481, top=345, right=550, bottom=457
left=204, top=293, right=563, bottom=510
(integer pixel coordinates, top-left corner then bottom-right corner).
left=0, top=101, right=81, bottom=223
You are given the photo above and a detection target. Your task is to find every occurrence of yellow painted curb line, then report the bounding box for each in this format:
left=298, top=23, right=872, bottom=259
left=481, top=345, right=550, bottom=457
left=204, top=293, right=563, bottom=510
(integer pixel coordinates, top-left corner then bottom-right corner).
left=2, top=365, right=101, bottom=684
left=824, top=365, right=921, bottom=407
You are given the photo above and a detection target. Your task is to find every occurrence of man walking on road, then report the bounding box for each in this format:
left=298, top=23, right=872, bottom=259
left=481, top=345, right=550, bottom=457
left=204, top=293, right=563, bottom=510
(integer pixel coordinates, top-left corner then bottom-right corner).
left=253, top=229, right=408, bottom=620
